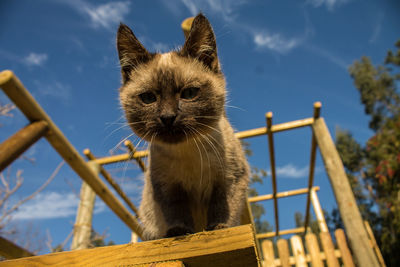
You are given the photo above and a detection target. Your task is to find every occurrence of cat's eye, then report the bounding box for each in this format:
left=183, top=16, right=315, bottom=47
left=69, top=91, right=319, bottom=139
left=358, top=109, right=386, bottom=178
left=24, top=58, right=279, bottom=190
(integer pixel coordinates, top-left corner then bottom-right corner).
left=139, top=92, right=157, bottom=104
left=180, top=87, right=200, bottom=100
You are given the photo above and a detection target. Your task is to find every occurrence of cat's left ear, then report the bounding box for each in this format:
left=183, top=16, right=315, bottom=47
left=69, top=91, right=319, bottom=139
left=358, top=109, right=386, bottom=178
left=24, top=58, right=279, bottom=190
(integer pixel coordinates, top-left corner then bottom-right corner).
left=117, top=23, right=151, bottom=83
left=180, top=14, right=220, bottom=73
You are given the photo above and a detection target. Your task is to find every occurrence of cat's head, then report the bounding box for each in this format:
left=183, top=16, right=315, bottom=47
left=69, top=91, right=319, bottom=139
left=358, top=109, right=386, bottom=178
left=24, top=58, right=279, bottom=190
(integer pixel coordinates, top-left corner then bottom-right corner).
left=117, top=14, right=226, bottom=144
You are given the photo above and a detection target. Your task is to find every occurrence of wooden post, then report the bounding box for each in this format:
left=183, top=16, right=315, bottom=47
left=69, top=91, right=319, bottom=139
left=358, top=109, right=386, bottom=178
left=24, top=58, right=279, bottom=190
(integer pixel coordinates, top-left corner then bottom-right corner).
left=261, top=240, right=275, bottom=267
left=0, top=236, right=34, bottom=259
left=290, top=235, right=307, bottom=267
left=304, top=102, right=321, bottom=231
left=312, top=117, right=379, bottom=267
left=310, top=189, right=328, bottom=233
left=334, top=229, right=355, bottom=267
left=71, top=181, right=96, bottom=250
left=266, top=112, right=279, bottom=236
left=276, top=239, right=290, bottom=267
left=0, top=121, right=48, bottom=172
left=305, top=233, right=323, bottom=267
left=363, top=221, right=386, bottom=267
left=0, top=70, right=144, bottom=239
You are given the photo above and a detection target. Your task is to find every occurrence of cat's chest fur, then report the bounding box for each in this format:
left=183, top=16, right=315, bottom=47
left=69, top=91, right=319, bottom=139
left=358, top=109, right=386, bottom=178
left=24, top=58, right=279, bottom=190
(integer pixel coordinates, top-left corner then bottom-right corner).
left=149, top=125, right=224, bottom=201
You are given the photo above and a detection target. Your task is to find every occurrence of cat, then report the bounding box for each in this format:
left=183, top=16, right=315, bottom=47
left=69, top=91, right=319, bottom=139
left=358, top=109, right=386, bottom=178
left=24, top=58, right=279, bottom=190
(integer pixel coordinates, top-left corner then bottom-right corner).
left=116, top=13, right=249, bottom=240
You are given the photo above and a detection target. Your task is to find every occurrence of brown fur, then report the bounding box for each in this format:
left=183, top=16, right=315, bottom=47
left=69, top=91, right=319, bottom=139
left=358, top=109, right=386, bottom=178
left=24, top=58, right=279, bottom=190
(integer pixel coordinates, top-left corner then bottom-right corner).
left=117, top=14, right=249, bottom=240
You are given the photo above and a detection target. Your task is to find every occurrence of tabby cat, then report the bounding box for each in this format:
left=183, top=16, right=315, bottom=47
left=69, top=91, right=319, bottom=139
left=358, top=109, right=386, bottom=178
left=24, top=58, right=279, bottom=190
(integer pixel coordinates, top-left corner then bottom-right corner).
left=117, top=13, right=249, bottom=240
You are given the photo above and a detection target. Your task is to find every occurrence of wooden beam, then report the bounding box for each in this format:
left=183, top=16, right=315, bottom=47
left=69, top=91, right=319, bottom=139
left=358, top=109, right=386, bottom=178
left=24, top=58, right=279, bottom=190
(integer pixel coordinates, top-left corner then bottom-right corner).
left=84, top=149, right=139, bottom=215
left=0, top=70, right=144, bottom=239
left=310, top=189, right=328, bottom=233
left=0, top=121, right=48, bottom=172
left=334, top=229, right=355, bottom=267
left=266, top=112, right=279, bottom=236
left=304, top=102, right=321, bottom=232
left=0, top=225, right=259, bottom=267
left=312, top=117, right=380, bottom=267
left=256, top=227, right=305, bottom=239
left=363, top=221, right=386, bottom=267
left=93, top=150, right=148, bottom=166
left=248, top=186, right=320, bottom=203
left=124, top=140, right=147, bottom=172
left=0, top=236, right=34, bottom=259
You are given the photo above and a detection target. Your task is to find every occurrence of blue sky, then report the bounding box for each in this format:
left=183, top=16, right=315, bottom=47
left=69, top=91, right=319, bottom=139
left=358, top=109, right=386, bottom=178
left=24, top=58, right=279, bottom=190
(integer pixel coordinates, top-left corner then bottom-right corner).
left=0, top=0, right=399, bottom=253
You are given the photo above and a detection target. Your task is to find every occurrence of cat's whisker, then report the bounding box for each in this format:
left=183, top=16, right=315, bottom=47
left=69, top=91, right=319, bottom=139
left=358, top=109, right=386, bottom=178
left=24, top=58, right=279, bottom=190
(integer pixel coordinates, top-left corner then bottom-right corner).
left=189, top=128, right=204, bottom=185
left=111, top=132, right=136, bottom=153
left=225, top=104, right=246, bottom=112
left=195, top=121, right=222, bottom=134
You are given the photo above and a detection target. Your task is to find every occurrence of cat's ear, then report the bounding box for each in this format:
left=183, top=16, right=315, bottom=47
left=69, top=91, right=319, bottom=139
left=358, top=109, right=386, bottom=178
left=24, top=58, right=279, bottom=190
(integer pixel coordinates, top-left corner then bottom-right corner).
left=117, top=23, right=151, bottom=83
left=181, top=14, right=220, bottom=73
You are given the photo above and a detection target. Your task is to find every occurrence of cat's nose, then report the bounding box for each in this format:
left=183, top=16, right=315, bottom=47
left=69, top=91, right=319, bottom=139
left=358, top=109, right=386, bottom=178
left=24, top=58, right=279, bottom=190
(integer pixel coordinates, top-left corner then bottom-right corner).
left=160, top=115, right=177, bottom=127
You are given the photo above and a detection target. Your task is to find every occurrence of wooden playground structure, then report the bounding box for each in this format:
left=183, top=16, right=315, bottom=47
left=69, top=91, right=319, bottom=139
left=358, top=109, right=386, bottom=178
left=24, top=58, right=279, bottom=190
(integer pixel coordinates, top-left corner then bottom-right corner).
left=0, top=69, right=386, bottom=266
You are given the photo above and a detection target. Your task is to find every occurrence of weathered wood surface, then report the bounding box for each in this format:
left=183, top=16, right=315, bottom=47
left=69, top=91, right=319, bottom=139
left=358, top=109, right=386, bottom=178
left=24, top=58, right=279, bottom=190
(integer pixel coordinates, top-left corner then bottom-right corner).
left=320, top=232, right=339, bottom=267
left=276, top=239, right=290, bottom=267
left=71, top=180, right=96, bottom=250
left=290, top=235, right=307, bottom=267
left=305, top=233, right=323, bottom=267
left=334, top=229, right=355, bottom=267
left=135, top=261, right=185, bottom=267
left=0, top=225, right=259, bottom=267
left=313, top=117, right=379, bottom=267
left=261, top=240, right=275, bottom=267
left=0, top=70, right=144, bottom=238
left=0, top=236, right=34, bottom=259
left=0, top=120, right=48, bottom=172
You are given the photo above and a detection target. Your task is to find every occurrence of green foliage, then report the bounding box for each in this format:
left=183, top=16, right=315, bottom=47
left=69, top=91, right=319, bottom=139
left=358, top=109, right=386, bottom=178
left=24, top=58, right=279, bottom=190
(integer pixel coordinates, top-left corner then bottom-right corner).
left=335, top=39, right=400, bottom=266
left=294, top=211, right=320, bottom=235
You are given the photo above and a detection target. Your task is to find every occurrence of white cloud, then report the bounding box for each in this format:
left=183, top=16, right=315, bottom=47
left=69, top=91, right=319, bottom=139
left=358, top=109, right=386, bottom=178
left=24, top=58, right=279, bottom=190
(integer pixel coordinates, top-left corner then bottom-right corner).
left=24, top=53, right=48, bottom=66
left=34, top=80, right=71, bottom=102
left=253, top=33, right=302, bottom=54
left=306, top=0, right=350, bottom=11
left=12, top=191, right=105, bottom=220
left=64, top=0, right=130, bottom=29
left=270, top=164, right=322, bottom=178
left=369, top=12, right=384, bottom=44
left=305, top=44, right=349, bottom=70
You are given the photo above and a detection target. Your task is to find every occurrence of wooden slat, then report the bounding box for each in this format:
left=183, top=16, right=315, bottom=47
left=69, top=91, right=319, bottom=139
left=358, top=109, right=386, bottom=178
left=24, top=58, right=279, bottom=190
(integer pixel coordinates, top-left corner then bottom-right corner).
left=0, top=236, right=34, bottom=259
left=319, top=232, right=339, bottom=267
left=304, top=102, right=321, bottom=231
left=290, top=235, right=307, bottom=267
left=305, top=233, right=323, bottom=267
left=135, top=261, right=185, bottom=267
left=248, top=186, right=320, bottom=203
left=313, top=117, right=379, bottom=267
left=261, top=240, right=275, bottom=267
left=94, top=150, right=149, bottom=166
left=276, top=239, right=290, bottom=267
left=0, top=120, right=48, bottom=172
left=0, top=225, right=259, bottom=267
left=334, top=229, right=355, bottom=267
left=0, top=70, right=144, bottom=239
left=266, top=112, right=279, bottom=236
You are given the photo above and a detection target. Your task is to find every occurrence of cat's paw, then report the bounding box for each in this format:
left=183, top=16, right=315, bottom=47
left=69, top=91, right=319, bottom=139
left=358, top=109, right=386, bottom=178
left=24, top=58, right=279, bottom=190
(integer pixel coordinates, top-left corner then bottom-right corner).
left=206, top=223, right=229, bottom=231
left=165, top=226, right=194, bottom=238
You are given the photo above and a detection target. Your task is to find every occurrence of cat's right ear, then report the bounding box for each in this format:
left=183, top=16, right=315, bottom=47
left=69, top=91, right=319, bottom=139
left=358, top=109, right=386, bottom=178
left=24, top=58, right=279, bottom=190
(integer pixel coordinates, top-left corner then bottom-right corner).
left=117, top=23, right=151, bottom=83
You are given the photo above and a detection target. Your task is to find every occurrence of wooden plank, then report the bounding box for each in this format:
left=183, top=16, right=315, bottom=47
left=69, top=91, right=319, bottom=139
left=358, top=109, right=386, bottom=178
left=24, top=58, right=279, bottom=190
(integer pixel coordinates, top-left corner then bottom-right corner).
left=334, top=229, right=355, bottom=267
left=266, top=112, right=279, bottom=236
left=276, top=239, right=290, bottom=267
left=71, top=179, right=96, bottom=250
left=248, top=186, right=320, bottom=203
left=319, top=232, right=339, bottom=267
left=261, top=240, right=275, bottom=267
left=304, top=102, right=321, bottom=232
left=0, top=121, right=48, bottom=172
left=0, top=236, right=34, bottom=259
left=305, top=233, right=323, bottom=267
left=94, top=150, right=148, bottom=166
left=0, top=70, right=144, bottom=239
left=0, top=225, right=259, bottom=267
left=256, top=227, right=305, bottom=239
left=290, top=235, right=307, bottom=267
left=312, top=117, right=379, bottom=267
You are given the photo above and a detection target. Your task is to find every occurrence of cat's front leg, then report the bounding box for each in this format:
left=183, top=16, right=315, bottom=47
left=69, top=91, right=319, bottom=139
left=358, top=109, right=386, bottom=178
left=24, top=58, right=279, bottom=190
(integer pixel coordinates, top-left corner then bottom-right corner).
left=152, top=181, right=194, bottom=238
left=206, top=182, right=230, bottom=230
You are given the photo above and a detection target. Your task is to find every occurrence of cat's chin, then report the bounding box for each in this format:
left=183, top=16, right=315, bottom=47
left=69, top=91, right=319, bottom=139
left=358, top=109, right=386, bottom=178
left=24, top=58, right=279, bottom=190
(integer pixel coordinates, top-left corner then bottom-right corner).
left=151, top=132, right=188, bottom=145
